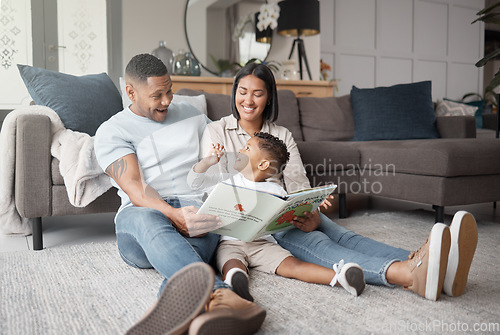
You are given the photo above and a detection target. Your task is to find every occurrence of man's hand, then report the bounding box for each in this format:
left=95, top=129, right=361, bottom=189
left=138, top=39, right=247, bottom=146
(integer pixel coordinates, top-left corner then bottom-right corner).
left=291, top=210, right=321, bottom=233
left=170, top=206, right=222, bottom=237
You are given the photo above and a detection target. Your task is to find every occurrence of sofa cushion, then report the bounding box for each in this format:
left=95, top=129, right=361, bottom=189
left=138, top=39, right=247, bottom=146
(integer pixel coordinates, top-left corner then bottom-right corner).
left=443, top=98, right=484, bottom=129
left=350, top=81, right=439, bottom=141
left=298, top=94, right=354, bottom=141
left=172, top=94, right=208, bottom=115
left=436, top=99, right=478, bottom=117
left=297, top=141, right=360, bottom=173
left=276, top=90, right=303, bottom=141
left=357, top=139, right=500, bottom=177
left=176, top=88, right=304, bottom=141
left=176, top=88, right=231, bottom=121
left=17, top=64, right=122, bottom=136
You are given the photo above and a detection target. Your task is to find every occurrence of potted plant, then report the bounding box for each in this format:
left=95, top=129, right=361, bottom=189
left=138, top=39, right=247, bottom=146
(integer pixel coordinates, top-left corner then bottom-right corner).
left=473, top=2, right=500, bottom=105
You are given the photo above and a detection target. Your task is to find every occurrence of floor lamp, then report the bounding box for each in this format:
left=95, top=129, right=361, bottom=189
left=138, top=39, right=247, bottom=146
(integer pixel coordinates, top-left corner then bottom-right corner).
left=277, top=0, right=320, bottom=80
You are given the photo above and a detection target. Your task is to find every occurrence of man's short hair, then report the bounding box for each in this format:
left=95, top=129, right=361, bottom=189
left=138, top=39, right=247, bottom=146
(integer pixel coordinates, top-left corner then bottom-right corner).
left=254, top=132, right=290, bottom=174
left=125, top=53, right=168, bottom=83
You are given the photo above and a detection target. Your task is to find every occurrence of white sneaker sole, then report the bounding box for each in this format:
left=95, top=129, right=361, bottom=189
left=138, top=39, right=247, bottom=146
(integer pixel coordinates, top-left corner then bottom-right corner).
left=425, top=223, right=451, bottom=301
left=443, top=211, right=478, bottom=297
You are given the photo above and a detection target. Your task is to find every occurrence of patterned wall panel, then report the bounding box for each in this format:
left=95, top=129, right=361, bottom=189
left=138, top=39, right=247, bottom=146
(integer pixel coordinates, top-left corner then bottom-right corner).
left=0, top=0, right=32, bottom=108
left=57, top=0, right=107, bottom=76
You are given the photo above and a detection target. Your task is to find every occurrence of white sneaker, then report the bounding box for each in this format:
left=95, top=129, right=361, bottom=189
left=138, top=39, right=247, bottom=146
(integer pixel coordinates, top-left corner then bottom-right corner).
left=406, top=223, right=451, bottom=301
left=443, top=211, right=478, bottom=297
left=330, top=260, right=365, bottom=296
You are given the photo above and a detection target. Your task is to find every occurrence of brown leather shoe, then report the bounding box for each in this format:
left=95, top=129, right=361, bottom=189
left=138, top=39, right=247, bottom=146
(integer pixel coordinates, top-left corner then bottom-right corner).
left=126, top=263, right=214, bottom=335
left=188, top=288, right=266, bottom=335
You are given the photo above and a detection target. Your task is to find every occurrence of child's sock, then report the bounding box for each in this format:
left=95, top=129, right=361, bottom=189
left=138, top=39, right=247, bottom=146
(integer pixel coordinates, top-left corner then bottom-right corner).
left=224, top=267, right=254, bottom=302
left=330, top=259, right=366, bottom=297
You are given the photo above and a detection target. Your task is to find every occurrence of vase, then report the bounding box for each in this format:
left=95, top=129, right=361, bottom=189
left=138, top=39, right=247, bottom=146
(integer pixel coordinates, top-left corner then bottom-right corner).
left=151, top=41, right=173, bottom=73
left=173, top=50, right=201, bottom=76
left=281, top=60, right=299, bottom=80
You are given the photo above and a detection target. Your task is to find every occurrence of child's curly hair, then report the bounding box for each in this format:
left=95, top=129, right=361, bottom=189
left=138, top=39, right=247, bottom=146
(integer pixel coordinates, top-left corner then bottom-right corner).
left=254, top=132, right=290, bottom=174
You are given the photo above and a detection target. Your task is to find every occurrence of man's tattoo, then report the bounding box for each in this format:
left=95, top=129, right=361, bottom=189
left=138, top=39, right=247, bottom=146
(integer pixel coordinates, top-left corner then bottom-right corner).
left=106, top=159, right=127, bottom=180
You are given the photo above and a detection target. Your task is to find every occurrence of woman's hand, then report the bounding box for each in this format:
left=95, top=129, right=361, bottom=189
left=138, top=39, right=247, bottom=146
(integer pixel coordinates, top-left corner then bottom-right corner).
left=320, top=195, right=334, bottom=210
left=291, top=210, right=321, bottom=232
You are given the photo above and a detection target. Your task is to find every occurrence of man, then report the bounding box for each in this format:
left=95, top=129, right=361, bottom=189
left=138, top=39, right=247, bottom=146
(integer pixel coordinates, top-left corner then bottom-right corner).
left=94, top=53, right=266, bottom=335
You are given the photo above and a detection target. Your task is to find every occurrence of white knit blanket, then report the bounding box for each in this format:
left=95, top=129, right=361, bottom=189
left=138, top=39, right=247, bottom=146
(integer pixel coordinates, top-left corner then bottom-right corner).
left=0, top=106, right=112, bottom=235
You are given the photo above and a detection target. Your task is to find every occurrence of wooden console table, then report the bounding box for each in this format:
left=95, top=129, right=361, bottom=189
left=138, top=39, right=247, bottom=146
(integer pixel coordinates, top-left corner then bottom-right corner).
left=171, top=75, right=337, bottom=97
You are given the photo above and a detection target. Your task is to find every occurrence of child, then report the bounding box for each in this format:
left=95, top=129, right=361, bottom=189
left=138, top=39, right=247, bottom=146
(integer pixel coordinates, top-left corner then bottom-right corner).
left=190, top=132, right=365, bottom=300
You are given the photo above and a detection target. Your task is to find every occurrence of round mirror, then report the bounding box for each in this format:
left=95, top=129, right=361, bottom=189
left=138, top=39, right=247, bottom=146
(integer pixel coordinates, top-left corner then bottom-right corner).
left=184, top=0, right=272, bottom=76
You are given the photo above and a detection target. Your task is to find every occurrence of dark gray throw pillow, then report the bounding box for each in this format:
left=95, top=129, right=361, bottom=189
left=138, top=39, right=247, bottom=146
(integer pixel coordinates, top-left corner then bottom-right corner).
left=17, top=64, right=123, bottom=136
left=350, top=81, right=439, bottom=141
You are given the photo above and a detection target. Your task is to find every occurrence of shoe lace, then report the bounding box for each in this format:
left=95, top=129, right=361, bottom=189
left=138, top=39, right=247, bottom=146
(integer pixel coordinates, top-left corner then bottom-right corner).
left=408, top=238, right=428, bottom=266
left=330, top=259, right=345, bottom=286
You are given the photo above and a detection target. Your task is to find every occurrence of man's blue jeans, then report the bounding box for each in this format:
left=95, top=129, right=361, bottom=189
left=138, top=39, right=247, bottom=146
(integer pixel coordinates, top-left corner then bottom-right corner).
left=274, top=213, right=411, bottom=286
left=115, top=198, right=229, bottom=293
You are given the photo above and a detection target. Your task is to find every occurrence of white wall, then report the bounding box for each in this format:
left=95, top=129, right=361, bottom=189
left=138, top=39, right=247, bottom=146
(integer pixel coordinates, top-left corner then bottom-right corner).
left=320, top=0, right=485, bottom=100
left=121, top=0, right=321, bottom=80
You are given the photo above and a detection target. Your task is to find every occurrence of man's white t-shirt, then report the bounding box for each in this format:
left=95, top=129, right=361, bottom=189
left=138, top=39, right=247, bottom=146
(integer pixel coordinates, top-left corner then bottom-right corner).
left=94, top=101, right=210, bottom=216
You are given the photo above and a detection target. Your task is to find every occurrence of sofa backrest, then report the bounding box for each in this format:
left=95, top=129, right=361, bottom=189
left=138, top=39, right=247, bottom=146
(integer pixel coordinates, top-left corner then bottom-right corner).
left=298, top=94, right=354, bottom=141
left=176, top=88, right=304, bottom=141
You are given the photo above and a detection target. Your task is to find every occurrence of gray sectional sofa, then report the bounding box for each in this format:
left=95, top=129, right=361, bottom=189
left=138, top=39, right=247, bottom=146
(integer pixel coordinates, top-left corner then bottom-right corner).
left=12, top=88, right=500, bottom=250
left=177, top=88, right=500, bottom=223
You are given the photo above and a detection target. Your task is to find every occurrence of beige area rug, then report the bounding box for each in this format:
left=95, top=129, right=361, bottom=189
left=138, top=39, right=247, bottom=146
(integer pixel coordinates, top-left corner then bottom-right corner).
left=1, top=210, right=499, bottom=334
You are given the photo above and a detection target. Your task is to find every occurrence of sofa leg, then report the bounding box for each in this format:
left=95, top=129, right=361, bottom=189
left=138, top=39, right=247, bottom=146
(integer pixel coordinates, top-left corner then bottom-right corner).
left=32, top=217, right=43, bottom=251
left=339, top=193, right=347, bottom=218
left=433, top=205, right=444, bottom=223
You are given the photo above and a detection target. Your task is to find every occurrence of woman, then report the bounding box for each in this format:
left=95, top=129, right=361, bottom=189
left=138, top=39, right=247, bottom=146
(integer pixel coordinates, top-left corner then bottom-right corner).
left=197, top=63, right=477, bottom=301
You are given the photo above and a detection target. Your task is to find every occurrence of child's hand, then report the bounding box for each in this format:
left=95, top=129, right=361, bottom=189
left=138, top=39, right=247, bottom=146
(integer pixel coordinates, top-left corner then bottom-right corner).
left=194, top=143, right=225, bottom=173
left=319, top=195, right=334, bottom=210
left=210, top=143, right=224, bottom=161
left=205, top=143, right=224, bottom=166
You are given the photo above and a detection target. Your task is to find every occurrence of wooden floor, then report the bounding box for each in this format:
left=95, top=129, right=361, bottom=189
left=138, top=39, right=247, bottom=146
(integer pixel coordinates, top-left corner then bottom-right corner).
left=1, top=195, right=499, bottom=252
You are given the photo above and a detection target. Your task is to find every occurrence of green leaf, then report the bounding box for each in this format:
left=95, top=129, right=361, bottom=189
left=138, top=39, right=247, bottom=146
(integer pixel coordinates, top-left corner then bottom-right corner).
left=484, top=73, right=500, bottom=93
left=477, top=1, right=500, bottom=16
left=475, top=49, right=500, bottom=67
left=472, top=12, right=500, bottom=24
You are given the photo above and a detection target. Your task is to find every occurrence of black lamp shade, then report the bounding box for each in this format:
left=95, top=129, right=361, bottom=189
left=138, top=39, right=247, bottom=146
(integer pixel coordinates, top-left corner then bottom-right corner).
left=277, top=0, right=320, bottom=37
left=255, top=12, right=273, bottom=43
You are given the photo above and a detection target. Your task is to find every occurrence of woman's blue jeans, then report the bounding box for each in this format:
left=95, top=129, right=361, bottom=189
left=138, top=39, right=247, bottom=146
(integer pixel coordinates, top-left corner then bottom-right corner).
left=274, top=213, right=411, bottom=286
left=115, top=198, right=229, bottom=294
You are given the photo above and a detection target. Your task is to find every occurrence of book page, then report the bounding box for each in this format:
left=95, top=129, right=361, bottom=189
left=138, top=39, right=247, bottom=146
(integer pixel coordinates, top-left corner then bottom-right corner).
left=251, top=184, right=337, bottom=239
left=197, top=182, right=286, bottom=241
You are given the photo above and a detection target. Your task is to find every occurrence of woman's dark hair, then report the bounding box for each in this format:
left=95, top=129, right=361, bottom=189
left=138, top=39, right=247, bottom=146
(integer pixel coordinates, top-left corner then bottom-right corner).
left=126, top=53, right=168, bottom=83
left=231, top=62, right=279, bottom=122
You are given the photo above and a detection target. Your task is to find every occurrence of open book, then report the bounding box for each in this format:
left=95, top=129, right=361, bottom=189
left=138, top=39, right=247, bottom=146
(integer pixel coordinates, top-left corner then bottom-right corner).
left=197, top=183, right=337, bottom=242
